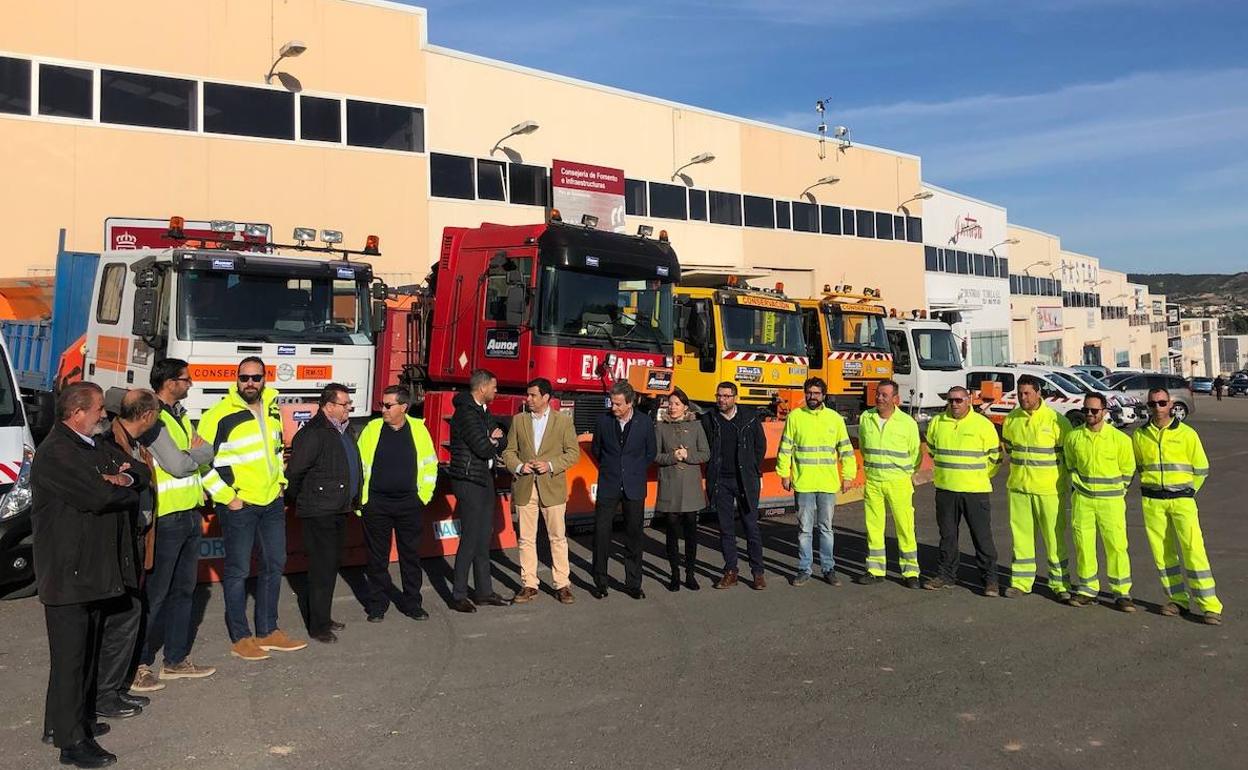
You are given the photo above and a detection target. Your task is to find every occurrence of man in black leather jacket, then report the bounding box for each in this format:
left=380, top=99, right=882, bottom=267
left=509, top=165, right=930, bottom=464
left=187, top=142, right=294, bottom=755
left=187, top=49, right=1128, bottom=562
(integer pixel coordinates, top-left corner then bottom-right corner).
left=446, top=369, right=511, bottom=612
left=700, top=382, right=768, bottom=590
left=286, top=384, right=363, bottom=643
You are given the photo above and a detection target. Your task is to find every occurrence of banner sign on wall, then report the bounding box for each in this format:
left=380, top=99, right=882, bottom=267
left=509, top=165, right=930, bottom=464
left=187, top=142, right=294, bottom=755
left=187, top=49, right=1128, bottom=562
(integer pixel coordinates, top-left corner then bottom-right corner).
left=105, top=217, right=271, bottom=250
left=1036, top=306, right=1063, bottom=333
left=551, top=160, right=626, bottom=233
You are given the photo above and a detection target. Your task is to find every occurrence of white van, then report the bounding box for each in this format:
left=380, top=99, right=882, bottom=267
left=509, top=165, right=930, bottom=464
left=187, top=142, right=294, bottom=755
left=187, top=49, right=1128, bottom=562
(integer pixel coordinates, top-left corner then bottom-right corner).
left=885, top=317, right=967, bottom=431
left=0, top=335, right=37, bottom=599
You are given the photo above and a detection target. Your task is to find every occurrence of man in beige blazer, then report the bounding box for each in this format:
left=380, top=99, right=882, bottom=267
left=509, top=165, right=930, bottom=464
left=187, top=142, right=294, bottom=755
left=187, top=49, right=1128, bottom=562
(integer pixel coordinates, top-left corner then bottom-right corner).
left=502, top=378, right=582, bottom=604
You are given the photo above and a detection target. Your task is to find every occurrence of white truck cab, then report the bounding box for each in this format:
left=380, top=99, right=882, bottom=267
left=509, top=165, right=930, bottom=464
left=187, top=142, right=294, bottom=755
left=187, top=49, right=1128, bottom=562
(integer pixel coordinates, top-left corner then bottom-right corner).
left=0, top=334, right=37, bottom=598
left=885, top=317, right=966, bottom=430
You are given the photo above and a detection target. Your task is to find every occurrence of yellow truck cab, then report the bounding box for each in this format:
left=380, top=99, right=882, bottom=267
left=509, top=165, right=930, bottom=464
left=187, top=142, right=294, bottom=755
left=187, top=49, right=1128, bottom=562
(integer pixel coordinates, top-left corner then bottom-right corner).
left=797, top=284, right=893, bottom=423
left=673, top=276, right=808, bottom=412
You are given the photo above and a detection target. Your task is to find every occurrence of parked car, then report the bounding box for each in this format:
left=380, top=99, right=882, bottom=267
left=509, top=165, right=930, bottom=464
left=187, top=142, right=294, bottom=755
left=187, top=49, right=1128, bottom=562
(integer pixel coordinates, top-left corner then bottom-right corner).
left=1006, top=364, right=1143, bottom=428
left=1191, top=377, right=1214, bottom=394
left=1101, top=372, right=1195, bottom=421
left=1073, top=364, right=1112, bottom=381
left=1227, top=374, right=1248, bottom=397
left=967, top=365, right=1099, bottom=428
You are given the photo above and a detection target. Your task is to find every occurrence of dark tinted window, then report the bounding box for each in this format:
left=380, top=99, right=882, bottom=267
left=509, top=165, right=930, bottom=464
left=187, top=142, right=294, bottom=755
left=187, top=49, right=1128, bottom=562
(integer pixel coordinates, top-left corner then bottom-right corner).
left=973, top=253, right=985, bottom=276
left=956, top=251, right=969, bottom=274
left=1166, top=376, right=1189, bottom=391
left=821, top=205, right=842, bottom=235
left=775, top=200, right=791, bottom=229
left=925, top=245, right=939, bottom=271
left=841, top=208, right=856, bottom=236
left=346, top=100, right=424, bottom=151
left=430, top=153, right=475, bottom=199
left=101, top=70, right=196, bottom=130
left=887, top=329, right=910, bottom=374
left=875, top=211, right=893, bottom=240
left=893, top=215, right=906, bottom=242
left=997, top=257, right=1009, bottom=277
left=0, top=56, right=31, bottom=115
left=477, top=159, right=506, bottom=201
left=855, top=209, right=875, bottom=238
left=792, top=202, right=819, bottom=232
left=39, top=64, right=92, bottom=119
left=649, top=182, right=687, bottom=220
left=743, top=195, right=774, bottom=228
left=625, top=179, right=648, bottom=216
left=203, top=83, right=293, bottom=139
left=709, top=191, right=742, bottom=225
left=688, top=189, right=707, bottom=221
left=509, top=163, right=547, bottom=206
left=906, top=216, right=922, bottom=242
left=300, top=95, right=341, bottom=142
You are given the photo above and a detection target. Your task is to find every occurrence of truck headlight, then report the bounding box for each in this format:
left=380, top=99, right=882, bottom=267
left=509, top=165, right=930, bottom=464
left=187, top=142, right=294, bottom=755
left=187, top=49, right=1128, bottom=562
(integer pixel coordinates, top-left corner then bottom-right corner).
left=0, top=445, right=34, bottom=521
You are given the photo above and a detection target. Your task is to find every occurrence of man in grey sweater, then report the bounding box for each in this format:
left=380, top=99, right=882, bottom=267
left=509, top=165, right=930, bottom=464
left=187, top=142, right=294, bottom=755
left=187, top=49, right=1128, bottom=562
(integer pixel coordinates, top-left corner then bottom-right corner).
left=130, top=359, right=217, bottom=692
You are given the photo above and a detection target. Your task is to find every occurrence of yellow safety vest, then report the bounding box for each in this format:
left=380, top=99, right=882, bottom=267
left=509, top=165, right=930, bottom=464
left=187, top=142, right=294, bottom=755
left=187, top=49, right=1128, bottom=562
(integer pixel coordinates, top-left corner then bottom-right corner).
left=1063, top=423, right=1135, bottom=498
left=197, top=387, right=286, bottom=506
left=858, top=408, right=920, bottom=482
left=1132, top=418, right=1209, bottom=495
left=153, top=408, right=205, bottom=516
left=357, top=416, right=439, bottom=506
left=925, top=411, right=1001, bottom=493
left=1001, top=404, right=1071, bottom=495
left=776, top=405, right=857, bottom=493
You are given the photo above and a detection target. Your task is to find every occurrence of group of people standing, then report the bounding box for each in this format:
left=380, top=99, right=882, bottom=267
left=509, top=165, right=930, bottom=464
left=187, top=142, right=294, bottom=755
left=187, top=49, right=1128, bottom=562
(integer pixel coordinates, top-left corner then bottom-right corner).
left=30, top=358, right=1223, bottom=768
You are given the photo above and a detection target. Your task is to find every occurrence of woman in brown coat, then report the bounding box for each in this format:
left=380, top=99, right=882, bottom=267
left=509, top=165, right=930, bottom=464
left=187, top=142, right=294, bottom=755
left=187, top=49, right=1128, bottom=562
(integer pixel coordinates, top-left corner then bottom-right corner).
left=655, top=388, right=710, bottom=591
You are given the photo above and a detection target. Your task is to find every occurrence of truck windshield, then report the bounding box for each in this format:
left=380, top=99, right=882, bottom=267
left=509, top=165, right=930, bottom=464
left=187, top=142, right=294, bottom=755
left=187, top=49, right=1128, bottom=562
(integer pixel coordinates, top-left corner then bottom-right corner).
left=721, top=305, right=806, bottom=356
left=827, top=311, right=889, bottom=352
left=912, top=328, right=963, bottom=371
left=177, top=270, right=372, bottom=344
left=537, top=266, right=673, bottom=349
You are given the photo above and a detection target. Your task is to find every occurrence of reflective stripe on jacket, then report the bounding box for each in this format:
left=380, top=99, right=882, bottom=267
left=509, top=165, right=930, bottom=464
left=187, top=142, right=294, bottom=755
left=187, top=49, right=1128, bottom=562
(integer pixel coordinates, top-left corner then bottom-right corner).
left=1132, top=418, right=1209, bottom=495
left=357, top=416, right=439, bottom=506
left=776, top=405, right=856, bottom=493
left=925, top=411, right=1001, bottom=493
left=153, top=409, right=205, bottom=516
left=1063, top=423, right=1135, bottom=497
left=858, top=408, right=920, bottom=483
left=197, top=387, right=286, bottom=506
left=1001, top=404, right=1071, bottom=495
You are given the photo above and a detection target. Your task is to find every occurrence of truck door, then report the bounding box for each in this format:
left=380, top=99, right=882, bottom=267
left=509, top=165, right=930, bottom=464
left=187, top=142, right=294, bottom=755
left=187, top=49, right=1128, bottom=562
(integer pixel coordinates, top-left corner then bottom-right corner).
left=83, top=259, right=144, bottom=392
left=887, top=328, right=914, bottom=403
left=474, top=255, right=533, bottom=382
left=673, top=295, right=716, bottom=404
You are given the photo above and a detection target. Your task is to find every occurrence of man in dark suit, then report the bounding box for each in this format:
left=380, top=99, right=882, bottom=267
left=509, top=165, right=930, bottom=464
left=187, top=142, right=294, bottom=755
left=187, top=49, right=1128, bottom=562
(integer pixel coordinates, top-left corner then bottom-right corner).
left=700, top=381, right=768, bottom=590
left=32, top=381, right=151, bottom=768
left=590, top=381, right=657, bottom=600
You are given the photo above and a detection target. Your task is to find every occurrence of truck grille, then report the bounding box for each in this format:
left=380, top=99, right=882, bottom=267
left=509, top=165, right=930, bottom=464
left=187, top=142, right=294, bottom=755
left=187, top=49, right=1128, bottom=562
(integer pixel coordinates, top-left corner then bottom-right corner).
left=569, top=392, right=609, bottom=434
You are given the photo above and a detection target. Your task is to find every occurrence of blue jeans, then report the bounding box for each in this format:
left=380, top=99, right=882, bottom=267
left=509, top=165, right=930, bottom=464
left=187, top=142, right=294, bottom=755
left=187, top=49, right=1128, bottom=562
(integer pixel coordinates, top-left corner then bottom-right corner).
left=218, top=498, right=287, bottom=642
left=142, top=509, right=203, bottom=666
left=795, top=491, right=836, bottom=577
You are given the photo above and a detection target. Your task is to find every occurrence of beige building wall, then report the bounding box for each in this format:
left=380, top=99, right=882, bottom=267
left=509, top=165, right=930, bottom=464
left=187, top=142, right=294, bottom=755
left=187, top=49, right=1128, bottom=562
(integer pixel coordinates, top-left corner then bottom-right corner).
left=1007, top=225, right=1064, bottom=363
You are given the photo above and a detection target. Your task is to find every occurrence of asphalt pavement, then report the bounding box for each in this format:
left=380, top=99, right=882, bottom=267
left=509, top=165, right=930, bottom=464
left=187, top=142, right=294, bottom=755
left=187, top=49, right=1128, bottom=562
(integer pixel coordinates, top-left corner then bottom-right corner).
left=2, top=396, right=1245, bottom=769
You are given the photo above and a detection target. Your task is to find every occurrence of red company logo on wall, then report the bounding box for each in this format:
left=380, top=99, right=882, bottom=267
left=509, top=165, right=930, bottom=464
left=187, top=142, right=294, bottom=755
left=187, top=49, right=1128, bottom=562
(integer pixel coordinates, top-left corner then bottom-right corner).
left=104, top=217, right=271, bottom=250
left=551, top=159, right=626, bottom=233
left=948, top=214, right=983, bottom=244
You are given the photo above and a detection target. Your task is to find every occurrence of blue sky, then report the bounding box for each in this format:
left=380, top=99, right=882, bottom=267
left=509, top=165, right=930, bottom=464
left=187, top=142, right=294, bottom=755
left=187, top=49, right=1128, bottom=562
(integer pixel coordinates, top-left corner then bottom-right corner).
left=409, top=0, right=1247, bottom=274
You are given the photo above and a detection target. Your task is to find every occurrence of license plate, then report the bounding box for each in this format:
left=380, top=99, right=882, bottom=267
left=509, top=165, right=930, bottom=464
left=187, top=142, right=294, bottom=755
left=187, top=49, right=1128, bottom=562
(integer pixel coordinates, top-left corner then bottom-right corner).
left=736, top=365, right=763, bottom=383
left=843, top=361, right=864, bottom=377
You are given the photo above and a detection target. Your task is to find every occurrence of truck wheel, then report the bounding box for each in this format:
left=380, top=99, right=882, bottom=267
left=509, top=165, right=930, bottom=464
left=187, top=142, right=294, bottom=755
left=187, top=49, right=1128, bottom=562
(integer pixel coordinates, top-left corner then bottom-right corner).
left=1, top=580, right=37, bottom=600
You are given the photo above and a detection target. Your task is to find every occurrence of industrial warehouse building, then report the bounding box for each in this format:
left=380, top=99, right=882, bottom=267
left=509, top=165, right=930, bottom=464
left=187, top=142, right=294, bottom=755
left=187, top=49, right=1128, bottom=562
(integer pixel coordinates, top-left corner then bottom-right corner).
left=0, top=0, right=1203, bottom=373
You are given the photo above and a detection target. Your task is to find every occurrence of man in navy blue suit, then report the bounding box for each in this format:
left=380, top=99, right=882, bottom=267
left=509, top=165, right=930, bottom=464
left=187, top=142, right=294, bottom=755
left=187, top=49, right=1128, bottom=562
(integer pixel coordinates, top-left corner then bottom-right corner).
left=590, top=381, right=657, bottom=600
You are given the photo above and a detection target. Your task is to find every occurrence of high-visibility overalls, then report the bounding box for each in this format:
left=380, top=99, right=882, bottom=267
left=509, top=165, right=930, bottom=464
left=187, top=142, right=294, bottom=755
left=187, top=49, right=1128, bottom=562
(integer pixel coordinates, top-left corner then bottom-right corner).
left=1002, top=405, right=1072, bottom=594
left=1064, top=423, right=1135, bottom=598
left=858, top=408, right=921, bottom=578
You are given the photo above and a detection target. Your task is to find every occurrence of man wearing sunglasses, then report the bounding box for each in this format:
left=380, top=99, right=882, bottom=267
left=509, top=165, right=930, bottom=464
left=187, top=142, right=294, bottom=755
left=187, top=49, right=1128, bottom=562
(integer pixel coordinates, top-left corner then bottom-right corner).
left=1001, top=375, right=1073, bottom=601
left=1133, top=387, right=1221, bottom=625
left=199, top=357, right=306, bottom=660
left=923, top=386, right=1002, bottom=596
left=1063, top=392, right=1137, bottom=611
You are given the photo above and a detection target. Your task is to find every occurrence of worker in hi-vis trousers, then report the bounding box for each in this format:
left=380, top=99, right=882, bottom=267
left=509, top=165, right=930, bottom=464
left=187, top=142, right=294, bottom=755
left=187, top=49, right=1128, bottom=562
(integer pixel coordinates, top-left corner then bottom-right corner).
left=1062, top=392, right=1137, bottom=612
left=1001, top=375, right=1073, bottom=600
left=1133, top=386, right=1222, bottom=625
left=855, top=379, right=922, bottom=588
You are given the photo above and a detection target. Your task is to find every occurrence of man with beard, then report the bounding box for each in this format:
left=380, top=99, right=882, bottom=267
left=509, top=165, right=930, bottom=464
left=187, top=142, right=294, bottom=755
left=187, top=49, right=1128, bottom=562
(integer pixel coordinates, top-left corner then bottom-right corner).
left=32, top=381, right=150, bottom=768
left=700, top=382, right=768, bottom=590
left=199, top=358, right=306, bottom=660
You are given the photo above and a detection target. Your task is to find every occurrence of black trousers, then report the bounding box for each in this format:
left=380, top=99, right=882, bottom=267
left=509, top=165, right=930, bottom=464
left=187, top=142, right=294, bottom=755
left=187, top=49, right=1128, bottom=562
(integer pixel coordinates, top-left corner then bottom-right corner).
left=361, top=497, right=424, bottom=615
left=593, top=493, right=645, bottom=590
left=44, top=601, right=104, bottom=748
left=451, top=479, right=495, bottom=602
left=302, top=514, right=347, bottom=634
left=664, top=511, right=698, bottom=577
left=96, top=589, right=141, bottom=701
left=934, top=489, right=998, bottom=585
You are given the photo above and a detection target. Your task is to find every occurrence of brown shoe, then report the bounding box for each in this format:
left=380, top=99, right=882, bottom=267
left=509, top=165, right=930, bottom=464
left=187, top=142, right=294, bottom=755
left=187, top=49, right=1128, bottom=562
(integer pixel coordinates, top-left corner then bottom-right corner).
left=230, top=637, right=271, bottom=661
left=751, top=573, right=767, bottom=590
left=160, top=659, right=217, bottom=680
left=1160, top=602, right=1183, bottom=617
left=556, top=586, right=575, bottom=605
left=256, top=629, right=307, bottom=652
left=1068, top=594, right=1094, bottom=607
left=714, top=570, right=739, bottom=589
left=131, top=665, right=166, bottom=692
left=512, top=587, right=539, bottom=604
left=1203, top=612, right=1222, bottom=625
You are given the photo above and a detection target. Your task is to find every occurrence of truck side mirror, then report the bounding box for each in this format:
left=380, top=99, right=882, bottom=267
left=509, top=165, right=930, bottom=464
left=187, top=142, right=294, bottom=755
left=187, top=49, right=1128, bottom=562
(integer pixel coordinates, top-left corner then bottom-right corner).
left=371, top=300, right=388, bottom=334
left=132, top=287, right=160, bottom=337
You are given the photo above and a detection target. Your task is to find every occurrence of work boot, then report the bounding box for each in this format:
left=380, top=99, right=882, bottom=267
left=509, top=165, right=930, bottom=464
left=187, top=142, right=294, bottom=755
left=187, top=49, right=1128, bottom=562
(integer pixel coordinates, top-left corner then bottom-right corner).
left=904, top=577, right=921, bottom=590
left=1160, top=602, right=1183, bottom=617
left=130, top=665, right=165, bottom=692
left=823, top=571, right=842, bottom=587
left=982, top=583, right=1001, bottom=598
left=230, top=637, right=270, bottom=661
left=160, top=660, right=216, bottom=680
left=792, top=572, right=810, bottom=587
left=922, top=576, right=951, bottom=591
left=1068, top=594, right=1094, bottom=607
left=256, top=629, right=307, bottom=652
left=855, top=573, right=882, bottom=585
left=1114, top=597, right=1137, bottom=613
left=751, top=573, right=766, bottom=590
left=714, top=570, right=739, bottom=589
left=1203, top=612, right=1222, bottom=626
left=1003, top=587, right=1022, bottom=598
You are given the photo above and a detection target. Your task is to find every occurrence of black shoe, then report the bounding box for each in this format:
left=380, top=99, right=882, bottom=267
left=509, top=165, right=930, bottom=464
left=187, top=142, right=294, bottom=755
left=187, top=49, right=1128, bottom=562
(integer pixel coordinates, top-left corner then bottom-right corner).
left=59, top=739, right=117, bottom=767
left=311, top=630, right=338, bottom=644
left=684, top=573, right=700, bottom=591
left=627, top=587, right=646, bottom=600
left=667, top=577, right=681, bottom=593
left=904, top=577, right=921, bottom=590
left=329, top=620, right=346, bottom=632
left=116, top=691, right=149, bottom=708
left=451, top=598, right=477, bottom=613
left=43, top=722, right=110, bottom=745
left=404, top=606, right=430, bottom=621
left=95, top=698, right=141, bottom=720
left=591, top=584, right=609, bottom=600
left=855, top=573, right=882, bottom=585
left=367, top=612, right=385, bottom=623
left=474, top=593, right=512, bottom=607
